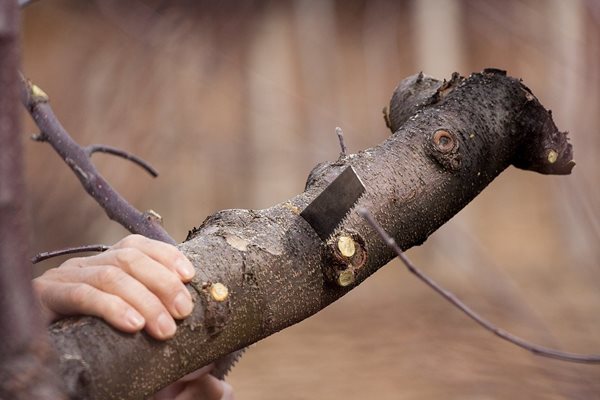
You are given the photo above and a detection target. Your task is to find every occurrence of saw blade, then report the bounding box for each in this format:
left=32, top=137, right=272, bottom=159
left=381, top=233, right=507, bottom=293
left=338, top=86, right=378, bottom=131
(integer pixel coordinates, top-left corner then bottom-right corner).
left=211, top=348, right=245, bottom=380
left=300, top=165, right=365, bottom=240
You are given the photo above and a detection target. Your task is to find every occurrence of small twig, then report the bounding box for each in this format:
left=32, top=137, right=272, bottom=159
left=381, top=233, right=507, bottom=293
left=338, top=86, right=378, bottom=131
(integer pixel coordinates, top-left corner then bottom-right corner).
left=86, top=144, right=158, bottom=177
left=32, top=245, right=110, bottom=264
left=335, top=127, right=347, bottom=156
left=357, top=208, right=600, bottom=364
left=19, top=76, right=175, bottom=244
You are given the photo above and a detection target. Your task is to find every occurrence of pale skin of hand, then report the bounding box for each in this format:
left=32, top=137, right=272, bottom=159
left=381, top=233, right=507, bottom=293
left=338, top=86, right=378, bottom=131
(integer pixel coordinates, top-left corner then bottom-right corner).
left=33, top=234, right=234, bottom=400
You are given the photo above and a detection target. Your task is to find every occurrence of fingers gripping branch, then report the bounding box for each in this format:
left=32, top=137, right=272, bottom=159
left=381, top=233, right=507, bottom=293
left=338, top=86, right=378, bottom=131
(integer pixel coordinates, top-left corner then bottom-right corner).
left=357, top=208, right=600, bottom=364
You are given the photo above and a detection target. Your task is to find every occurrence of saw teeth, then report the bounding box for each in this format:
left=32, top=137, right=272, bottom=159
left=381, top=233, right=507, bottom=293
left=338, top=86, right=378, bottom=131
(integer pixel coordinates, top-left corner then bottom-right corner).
left=300, top=165, right=366, bottom=240
left=211, top=348, right=246, bottom=380
left=325, top=192, right=365, bottom=243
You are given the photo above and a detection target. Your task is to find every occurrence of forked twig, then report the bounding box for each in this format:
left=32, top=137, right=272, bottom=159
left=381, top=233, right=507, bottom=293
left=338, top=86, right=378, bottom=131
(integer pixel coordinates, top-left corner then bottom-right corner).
left=32, top=245, right=110, bottom=264
left=19, top=76, right=175, bottom=244
left=357, top=208, right=600, bottom=364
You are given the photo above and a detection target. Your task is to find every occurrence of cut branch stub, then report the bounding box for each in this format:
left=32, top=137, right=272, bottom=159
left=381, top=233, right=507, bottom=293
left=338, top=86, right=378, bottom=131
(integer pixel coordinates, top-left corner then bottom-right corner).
left=323, top=231, right=368, bottom=287
left=512, top=96, right=575, bottom=175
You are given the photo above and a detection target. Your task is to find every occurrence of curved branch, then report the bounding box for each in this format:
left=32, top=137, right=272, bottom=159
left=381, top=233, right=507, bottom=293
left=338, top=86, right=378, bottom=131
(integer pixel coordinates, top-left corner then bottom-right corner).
left=358, top=208, right=600, bottom=364
left=86, top=144, right=158, bottom=178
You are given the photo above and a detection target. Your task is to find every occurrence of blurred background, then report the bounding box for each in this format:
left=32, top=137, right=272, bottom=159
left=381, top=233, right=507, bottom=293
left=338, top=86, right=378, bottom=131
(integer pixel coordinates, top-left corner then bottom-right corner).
left=21, top=0, right=600, bottom=398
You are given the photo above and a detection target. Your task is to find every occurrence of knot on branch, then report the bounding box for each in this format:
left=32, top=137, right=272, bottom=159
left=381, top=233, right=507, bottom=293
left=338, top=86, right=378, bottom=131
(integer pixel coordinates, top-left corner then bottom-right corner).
left=427, top=129, right=462, bottom=171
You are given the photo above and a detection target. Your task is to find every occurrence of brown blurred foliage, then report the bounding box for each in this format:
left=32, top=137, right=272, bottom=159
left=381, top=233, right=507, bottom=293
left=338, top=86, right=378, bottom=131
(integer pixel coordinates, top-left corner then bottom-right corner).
left=21, top=0, right=600, bottom=398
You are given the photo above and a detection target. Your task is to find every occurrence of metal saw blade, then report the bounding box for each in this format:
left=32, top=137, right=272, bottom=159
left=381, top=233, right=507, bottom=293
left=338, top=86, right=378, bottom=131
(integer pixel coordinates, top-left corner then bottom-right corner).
left=300, top=165, right=365, bottom=240
left=211, top=349, right=245, bottom=380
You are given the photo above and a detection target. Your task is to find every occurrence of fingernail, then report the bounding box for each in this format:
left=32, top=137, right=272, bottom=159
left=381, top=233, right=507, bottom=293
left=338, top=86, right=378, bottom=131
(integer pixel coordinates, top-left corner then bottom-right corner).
left=175, top=258, right=195, bottom=280
left=157, top=312, right=177, bottom=338
left=173, top=291, right=194, bottom=318
left=125, top=309, right=144, bottom=329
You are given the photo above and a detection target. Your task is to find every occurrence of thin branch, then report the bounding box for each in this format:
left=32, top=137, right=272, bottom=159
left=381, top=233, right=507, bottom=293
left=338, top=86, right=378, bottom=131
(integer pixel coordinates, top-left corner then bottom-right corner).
left=357, top=208, right=600, bottom=364
left=32, top=245, right=110, bottom=264
left=335, top=126, right=347, bottom=156
left=19, top=76, right=175, bottom=244
left=86, top=144, right=158, bottom=177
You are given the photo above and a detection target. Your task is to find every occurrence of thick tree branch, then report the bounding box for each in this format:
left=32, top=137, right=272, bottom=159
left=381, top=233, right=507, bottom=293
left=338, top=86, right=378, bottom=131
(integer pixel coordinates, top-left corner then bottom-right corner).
left=48, top=70, right=576, bottom=399
left=0, top=1, right=64, bottom=398
left=358, top=208, right=600, bottom=364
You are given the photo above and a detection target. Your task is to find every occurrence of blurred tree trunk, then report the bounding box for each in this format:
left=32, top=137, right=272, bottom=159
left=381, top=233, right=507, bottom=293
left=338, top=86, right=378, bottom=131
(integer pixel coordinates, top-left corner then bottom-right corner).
left=0, top=1, right=63, bottom=398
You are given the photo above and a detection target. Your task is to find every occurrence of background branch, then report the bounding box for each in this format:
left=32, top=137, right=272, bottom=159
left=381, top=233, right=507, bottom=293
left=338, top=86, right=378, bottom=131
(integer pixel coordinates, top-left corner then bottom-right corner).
left=19, top=77, right=175, bottom=244
left=0, top=1, right=63, bottom=398
left=358, top=208, right=600, bottom=364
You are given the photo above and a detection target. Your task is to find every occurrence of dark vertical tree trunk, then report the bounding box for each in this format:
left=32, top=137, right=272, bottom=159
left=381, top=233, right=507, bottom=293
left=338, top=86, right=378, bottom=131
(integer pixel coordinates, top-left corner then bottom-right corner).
left=0, top=1, right=63, bottom=398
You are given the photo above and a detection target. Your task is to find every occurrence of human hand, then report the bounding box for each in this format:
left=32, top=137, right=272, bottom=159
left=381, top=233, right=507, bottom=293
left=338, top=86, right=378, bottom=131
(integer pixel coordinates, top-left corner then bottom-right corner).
left=33, top=234, right=235, bottom=399
left=32, top=234, right=196, bottom=339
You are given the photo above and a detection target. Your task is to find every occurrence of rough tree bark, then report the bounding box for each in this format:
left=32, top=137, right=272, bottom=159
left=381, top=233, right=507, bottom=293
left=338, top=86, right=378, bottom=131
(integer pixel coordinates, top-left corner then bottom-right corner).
left=0, top=1, right=63, bottom=398
left=47, top=69, right=573, bottom=399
